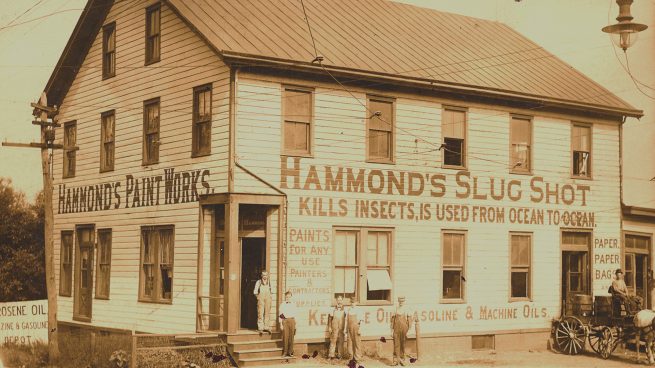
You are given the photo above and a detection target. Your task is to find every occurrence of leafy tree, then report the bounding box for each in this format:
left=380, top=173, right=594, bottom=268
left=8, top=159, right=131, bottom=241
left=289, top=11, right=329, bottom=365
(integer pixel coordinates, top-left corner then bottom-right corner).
left=0, top=177, right=46, bottom=301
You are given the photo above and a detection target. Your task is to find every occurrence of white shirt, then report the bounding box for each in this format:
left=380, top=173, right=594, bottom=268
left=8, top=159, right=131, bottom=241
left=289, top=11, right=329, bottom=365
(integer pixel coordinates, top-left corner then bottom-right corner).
left=279, top=301, right=297, bottom=322
left=253, top=279, right=271, bottom=295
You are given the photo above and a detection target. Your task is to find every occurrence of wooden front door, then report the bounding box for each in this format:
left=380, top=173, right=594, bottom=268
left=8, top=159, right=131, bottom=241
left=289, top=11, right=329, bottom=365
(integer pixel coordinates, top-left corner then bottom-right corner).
left=240, top=237, right=266, bottom=329
left=74, top=226, right=95, bottom=321
left=562, top=251, right=589, bottom=315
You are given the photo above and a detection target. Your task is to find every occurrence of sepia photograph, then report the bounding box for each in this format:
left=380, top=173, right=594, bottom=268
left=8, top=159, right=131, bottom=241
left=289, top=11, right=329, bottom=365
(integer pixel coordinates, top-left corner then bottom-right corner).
left=0, top=0, right=653, bottom=367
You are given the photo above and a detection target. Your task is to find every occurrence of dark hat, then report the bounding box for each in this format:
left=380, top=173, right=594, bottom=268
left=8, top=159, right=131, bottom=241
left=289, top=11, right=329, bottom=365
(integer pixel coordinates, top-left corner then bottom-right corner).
left=615, top=268, right=623, bottom=275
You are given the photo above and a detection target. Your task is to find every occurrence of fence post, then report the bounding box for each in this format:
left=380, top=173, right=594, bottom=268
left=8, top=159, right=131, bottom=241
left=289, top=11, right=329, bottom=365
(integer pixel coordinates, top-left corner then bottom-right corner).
left=131, top=332, right=137, bottom=368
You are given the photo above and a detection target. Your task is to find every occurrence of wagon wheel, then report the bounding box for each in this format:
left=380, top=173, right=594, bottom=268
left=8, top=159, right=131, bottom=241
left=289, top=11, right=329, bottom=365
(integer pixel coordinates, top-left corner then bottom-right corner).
left=555, top=316, right=587, bottom=355
left=597, top=327, right=618, bottom=359
left=588, top=327, right=605, bottom=354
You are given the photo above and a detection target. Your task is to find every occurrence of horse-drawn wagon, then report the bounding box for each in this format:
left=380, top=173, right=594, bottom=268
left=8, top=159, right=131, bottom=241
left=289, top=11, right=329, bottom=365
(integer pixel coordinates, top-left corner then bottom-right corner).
left=554, top=293, right=651, bottom=361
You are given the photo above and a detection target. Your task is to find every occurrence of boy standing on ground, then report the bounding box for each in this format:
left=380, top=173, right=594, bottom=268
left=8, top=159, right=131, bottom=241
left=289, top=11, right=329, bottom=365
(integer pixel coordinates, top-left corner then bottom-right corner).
left=279, top=291, right=297, bottom=357
left=254, top=270, right=272, bottom=333
left=391, top=296, right=413, bottom=366
left=345, top=298, right=363, bottom=363
left=328, top=296, right=346, bottom=359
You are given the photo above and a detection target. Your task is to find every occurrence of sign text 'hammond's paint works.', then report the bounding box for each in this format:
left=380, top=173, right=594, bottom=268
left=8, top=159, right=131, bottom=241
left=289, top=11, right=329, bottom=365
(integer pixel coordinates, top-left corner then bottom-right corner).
left=56, top=168, right=212, bottom=214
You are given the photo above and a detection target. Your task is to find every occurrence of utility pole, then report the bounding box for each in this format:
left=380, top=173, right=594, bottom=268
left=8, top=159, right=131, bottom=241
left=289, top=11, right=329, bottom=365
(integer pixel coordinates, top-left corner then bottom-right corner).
left=2, top=92, right=62, bottom=364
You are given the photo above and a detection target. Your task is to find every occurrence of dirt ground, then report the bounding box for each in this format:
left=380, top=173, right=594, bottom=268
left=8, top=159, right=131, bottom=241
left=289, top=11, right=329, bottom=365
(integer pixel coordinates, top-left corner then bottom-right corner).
left=265, top=347, right=654, bottom=368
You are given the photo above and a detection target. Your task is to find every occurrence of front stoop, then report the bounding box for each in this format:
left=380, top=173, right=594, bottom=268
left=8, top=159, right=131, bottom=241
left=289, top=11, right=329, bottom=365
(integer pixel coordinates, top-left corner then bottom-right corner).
left=227, top=330, right=296, bottom=367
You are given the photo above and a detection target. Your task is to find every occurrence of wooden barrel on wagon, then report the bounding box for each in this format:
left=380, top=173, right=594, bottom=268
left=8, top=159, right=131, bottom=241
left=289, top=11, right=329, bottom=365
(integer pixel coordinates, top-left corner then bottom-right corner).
left=594, top=296, right=613, bottom=317
left=571, top=294, right=593, bottom=317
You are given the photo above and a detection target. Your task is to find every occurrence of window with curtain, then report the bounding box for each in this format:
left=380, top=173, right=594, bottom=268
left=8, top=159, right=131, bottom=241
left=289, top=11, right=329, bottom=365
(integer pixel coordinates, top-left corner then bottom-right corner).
left=139, top=226, right=174, bottom=303
left=102, top=22, right=116, bottom=78
left=59, top=231, right=73, bottom=296
left=101, top=111, right=115, bottom=172
left=192, top=84, right=212, bottom=156
left=442, top=108, right=466, bottom=167
left=510, top=117, right=531, bottom=172
left=63, top=122, right=76, bottom=178
left=143, top=98, right=160, bottom=165
left=283, top=87, right=312, bottom=156
left=145, top=4, right=161, bottom=64
left=510, top=233, right=531, bottom=299
left=442, top=231, right=465, bottom=301
left=572, top=124, right=591, bottom=177
left=368, top=97, right=394, bottom=162
left=95, top=229, right=112, bottom=299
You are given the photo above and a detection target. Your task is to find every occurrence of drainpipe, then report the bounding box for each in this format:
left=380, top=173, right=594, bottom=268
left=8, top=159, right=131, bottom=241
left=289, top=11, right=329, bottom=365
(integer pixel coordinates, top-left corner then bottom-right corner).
left=228, top=67, right=239, bottom=193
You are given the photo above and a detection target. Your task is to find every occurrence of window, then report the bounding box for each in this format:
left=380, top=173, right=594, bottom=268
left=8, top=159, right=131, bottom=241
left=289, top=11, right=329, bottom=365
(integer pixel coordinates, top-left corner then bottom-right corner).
left=510, top=233, right=532, bottom=300
left=63, top=121, right=76, bottom=178
left=572, top=124, right=591, bottom=177
left=102, top=22, right=116, bottom=79
left=59, top=231, right=73, bottom=296
left=95, top=229, right=112, bottom=299
left=624, top=233, right=651, bottom=304
left=100, top=111, right=115, bottom=172
left=442, top=231, right=466, bottom=301
left=367, top=97, right=394, bottom=162
left=334, top=228, right=393, bottom=304
left=139, top=226, right=174, bottom=303
left=145, top=4, right=161, bottom=64
left=192, top=84, right=212, bottom=156
left=74, top=226, right=94, bottom=321
left=442, top=108, right=466, bottom=167
left=143, top=98, right=160, bottom=165
left=510, top=116, right=531, bottom=172
left=283, top=87, right=312, bottom=156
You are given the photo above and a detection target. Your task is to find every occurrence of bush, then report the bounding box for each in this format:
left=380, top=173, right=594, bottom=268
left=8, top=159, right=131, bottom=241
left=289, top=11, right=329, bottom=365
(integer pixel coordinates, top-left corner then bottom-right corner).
left=0, top=341, right=49, bottom=368
left=137, top=349, right=185, bottom=368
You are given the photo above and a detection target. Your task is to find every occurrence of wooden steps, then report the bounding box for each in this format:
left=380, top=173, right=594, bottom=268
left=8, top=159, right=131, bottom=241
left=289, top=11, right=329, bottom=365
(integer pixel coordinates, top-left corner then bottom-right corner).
left=227, top=330, right=296, bottom=367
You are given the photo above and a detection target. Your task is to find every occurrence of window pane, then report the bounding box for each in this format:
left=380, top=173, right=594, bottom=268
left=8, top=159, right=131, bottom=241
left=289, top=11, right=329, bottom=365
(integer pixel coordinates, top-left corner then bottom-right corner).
left=143, top=265, right=154, bottom=297
left=160, top=229, right=173, bottom=264
left=511, top=117, right=530, bottom=144
left=511, top=144, right=530, bottom=171
left=335, top=231, right=357, bottom=266
left=369, top=130, right=390, bottom=159
left=572, top=126, right=590, bottom=151
left=443, top=137, right=464, bottom=166
left=369, top=99, right=393, bottom=132
left=284, top=89, right=311, bottom=123
left=573, top=151, right=590, bottom=176
left=443, top=233, right=463, bottom=267
left=443, top=109, right=465, bottom=139
left=334, top=268, right=356, bottom=296
left=511, top=271, right=529, bottom=298
left=443, top=270, right=462, bottom=299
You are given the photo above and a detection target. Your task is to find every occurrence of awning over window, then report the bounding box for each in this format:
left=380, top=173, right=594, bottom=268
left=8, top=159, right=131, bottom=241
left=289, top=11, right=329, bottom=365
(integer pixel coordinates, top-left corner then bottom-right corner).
left=367, top=269, right=392, bottom=291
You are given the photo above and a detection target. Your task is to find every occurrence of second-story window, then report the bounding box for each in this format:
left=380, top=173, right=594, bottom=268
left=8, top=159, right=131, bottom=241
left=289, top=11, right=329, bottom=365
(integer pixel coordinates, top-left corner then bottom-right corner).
left=143, top=98, right=160, bottom=165
left=442, top=107, right=466, bottom=168
left=192, top=84, right=212, bottom=156
left=367, top=97, right=394, bottom=163
left=102, top=22, right=116, bottom=79
left=572, top=123, right=591, bottom=178
left=145, top=4, right=161, bottom=65
left=100, top=110, right=115, bottom=172
left=283, top=87, right=312, bottom=156
left=63, top=121, right=76, bottom=178
left=510, top=116, right=531, bottom=173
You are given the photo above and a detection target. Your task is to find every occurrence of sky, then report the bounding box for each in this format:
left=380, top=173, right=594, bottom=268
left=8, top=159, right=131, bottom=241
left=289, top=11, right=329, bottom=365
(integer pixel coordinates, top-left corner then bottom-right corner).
left=0, top=0, right=653, bottom=206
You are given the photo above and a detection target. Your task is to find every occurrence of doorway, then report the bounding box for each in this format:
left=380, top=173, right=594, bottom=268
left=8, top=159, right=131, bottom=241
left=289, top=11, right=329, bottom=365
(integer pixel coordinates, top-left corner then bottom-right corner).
left=240, top=237, right=266, bottom=329
left=562, top=251, right=590, bottom=315
left=74, top=225, right=95, bottom=321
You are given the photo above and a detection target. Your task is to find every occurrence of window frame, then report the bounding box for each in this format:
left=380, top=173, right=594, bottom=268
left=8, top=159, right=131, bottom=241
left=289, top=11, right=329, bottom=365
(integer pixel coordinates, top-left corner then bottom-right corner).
left=509, top=114, right=533, bottom=174
left=440, top=229, right=467, bottom=304
left=571, top=122, right=592, bottom=179
left=63, top=121, right=77, bottom=178
left=192, top=84, right=212, bottom=157
left=95, top=228, right=112, bottom=300
left=332, top=226, right=394, bottom=306
left=142, top=98, right=160, bottom=166
left=59, top=230, right=74, bottom=297
left=509, top=232, right=533, bottom=302
left=138, top=225, right=175, bottom=304
left=366, top=95, right=395, bottom=164
left=73, top=224, right=95, bottom=322
left=102, top=22, right=116, bottom=79
left=145, top=3, right=161, bottom=65
left=441, top=106, right=468, bottom=170
left=100, top=110, right=115, bottom=172
left=281, top=85, right=314, bottom=158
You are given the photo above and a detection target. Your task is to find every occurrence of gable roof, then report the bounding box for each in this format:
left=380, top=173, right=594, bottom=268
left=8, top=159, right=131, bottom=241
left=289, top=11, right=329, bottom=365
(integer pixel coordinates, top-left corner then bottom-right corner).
left=45, top=0, right=642, bottom=119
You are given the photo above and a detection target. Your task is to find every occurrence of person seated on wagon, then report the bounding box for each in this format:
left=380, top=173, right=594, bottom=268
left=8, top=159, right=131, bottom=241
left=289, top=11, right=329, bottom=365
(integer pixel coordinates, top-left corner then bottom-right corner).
left=610, top=268, right=643, bottom=314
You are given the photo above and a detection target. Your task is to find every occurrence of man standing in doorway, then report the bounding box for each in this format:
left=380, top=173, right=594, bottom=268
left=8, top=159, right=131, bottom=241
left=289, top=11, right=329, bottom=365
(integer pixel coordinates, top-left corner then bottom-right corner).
left=327, top=295, right=346, bottom=359
left=345, top=298, right=363, bottom=363
left=279, top=290, right=297, bottom=357
left=391, top=296, right=413, bottom=366
left=254, top=270, right=272, bottom=333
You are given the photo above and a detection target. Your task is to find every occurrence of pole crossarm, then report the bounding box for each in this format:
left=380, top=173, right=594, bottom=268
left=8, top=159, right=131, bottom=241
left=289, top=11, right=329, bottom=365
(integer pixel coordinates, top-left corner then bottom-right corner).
left=2, top=142, right=64, bottom=149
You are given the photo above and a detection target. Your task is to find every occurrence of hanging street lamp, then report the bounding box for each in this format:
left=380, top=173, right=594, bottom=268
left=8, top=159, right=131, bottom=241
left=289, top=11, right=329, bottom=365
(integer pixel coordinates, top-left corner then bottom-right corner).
left=602, top=0, right=648, bottom=51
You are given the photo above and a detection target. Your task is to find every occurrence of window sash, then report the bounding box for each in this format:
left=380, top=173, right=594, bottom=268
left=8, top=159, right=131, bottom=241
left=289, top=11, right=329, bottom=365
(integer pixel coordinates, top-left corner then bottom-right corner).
left=103, top=23, right=115, bottom=77
left=101, top=113, right=115, bottom=171
left=63, top=123, right=76, bottom=177
left=443, top=268, right=463, bottom=300
left=443, top=137, right=464, bottom=167
left=368, top=99, right=393, bottom=132
left=283, top=121, right=310, bottom=153
left=59, top=232, right=74, bottom=296
left=511, top=235, right=531, bottom=267
left=283, top=89, right=311, bottom=124
left=283, top=88, right=312, bottom=155
left=193, top=86, right=212, bottom=155
left=368, top=129, right=391, bottom=160
left=146, top=5, right=161, bottom=63
left=573, top=151, right=590, bottom=176
left=510, top=270, right=530, bottom=298
left=143, top=101, right=160, bottom=164
left=140, top=226, right=174, bottom=303
left=442, top=109, right=465, bottom=139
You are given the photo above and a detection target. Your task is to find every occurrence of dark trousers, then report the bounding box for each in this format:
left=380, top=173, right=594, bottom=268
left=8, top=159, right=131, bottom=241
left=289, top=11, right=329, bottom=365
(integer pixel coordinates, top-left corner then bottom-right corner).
left=282, top=318, right=296, bottom=356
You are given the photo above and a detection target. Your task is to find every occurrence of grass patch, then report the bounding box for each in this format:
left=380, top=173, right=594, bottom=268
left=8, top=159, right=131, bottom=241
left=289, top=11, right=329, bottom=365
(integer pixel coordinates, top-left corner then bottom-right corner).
left=0, top=341, right=49, bottom=368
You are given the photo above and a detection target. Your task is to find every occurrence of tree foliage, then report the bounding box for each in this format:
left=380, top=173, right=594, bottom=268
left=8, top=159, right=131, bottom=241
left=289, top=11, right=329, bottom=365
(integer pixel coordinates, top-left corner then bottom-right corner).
left=0, top=177, right=46, bottom=301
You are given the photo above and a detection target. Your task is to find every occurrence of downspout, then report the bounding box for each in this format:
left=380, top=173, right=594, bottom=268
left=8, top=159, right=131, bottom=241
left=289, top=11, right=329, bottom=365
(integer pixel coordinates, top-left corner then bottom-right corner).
left=228, top=67, right=239, bottom=193
left=619, top=116, right=626, bottom=272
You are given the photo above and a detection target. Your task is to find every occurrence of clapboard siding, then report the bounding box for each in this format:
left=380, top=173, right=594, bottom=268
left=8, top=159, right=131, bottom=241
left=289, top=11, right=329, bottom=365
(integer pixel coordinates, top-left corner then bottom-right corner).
left=52, top=0, right=229, bottom=334
left=235, top=73, right=622, bottom=339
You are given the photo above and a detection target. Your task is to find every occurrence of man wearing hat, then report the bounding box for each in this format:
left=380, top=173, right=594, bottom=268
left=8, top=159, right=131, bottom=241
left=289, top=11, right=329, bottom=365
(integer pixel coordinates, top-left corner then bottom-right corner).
left=390, top=296, right=413, bottom=366
left=610, top=268, right=643, bottom=314
left=254, top=270, right=272, bottom=332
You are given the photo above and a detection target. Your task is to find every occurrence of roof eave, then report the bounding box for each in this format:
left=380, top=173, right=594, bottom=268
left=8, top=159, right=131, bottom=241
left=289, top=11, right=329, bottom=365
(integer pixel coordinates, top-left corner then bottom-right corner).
left=623, top=204, right=655, bottom=219
left=43, top=0, right=114, bottom=108
left=221, top=51, right=643, bottom=120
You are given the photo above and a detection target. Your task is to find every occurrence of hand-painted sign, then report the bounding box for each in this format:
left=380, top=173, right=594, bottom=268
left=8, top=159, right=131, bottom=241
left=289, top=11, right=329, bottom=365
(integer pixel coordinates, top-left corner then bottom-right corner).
left=57, top=168, right=212, bottom=214
left=0, top=300, right=48, bottom=345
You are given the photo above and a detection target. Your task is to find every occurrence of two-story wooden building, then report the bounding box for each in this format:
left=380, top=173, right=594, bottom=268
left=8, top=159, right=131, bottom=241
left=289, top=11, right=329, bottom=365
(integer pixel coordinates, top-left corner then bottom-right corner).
left=44, top=0, right=644, bottom=361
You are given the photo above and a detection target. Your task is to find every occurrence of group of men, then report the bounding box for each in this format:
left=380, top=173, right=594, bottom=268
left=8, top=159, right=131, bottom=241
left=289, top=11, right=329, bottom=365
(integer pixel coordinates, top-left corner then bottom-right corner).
left=253, top=271, right=414, bottom=365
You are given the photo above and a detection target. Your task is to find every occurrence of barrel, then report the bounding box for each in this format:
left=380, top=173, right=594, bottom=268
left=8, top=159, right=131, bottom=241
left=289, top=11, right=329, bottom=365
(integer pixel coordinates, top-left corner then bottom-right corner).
left=594, top=296, right=613, bottom=317
left=571, top=294, right=593, bottom=317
